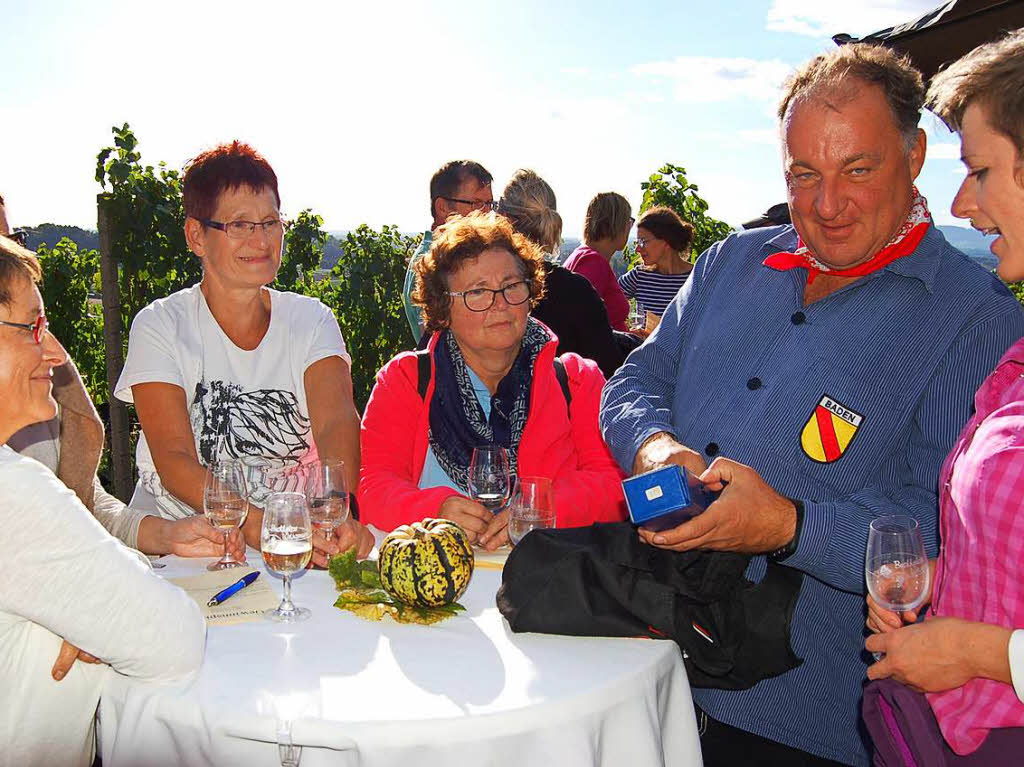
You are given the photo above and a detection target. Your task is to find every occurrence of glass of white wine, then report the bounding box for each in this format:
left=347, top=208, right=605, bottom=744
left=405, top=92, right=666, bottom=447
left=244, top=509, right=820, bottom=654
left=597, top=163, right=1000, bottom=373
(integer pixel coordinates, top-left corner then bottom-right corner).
left=866, top=515, right=930, bottom=657
left=305, top=459, right=350, bottom=543
left=628, top=299, right=645, bottom=332
left=508, top=476, right=556, bottom=546
left=203, top=460, right=249, bottom=571
left=468, top=446, right=510, bottom=514
left=261, top=491, right=313, bottom=622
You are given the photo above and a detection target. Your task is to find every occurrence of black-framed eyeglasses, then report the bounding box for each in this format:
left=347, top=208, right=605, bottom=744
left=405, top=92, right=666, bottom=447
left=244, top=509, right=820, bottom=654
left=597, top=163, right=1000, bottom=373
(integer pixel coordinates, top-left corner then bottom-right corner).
left=5, top=229, right=28, bottom=246
left=200, top=218, right=288, bottom=239
left=0, top=314, right=48, bottom=344
left=448, top=280, right=531, bottom=312
left=635, top=237, right=649, bottom=248
left=442, top=197, right=499, bottom=212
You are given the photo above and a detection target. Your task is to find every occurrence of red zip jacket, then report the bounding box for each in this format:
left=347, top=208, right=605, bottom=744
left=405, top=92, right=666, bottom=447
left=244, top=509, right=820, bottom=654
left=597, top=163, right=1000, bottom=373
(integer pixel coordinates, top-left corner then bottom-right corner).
left=358, top=330, right=626, bottom=531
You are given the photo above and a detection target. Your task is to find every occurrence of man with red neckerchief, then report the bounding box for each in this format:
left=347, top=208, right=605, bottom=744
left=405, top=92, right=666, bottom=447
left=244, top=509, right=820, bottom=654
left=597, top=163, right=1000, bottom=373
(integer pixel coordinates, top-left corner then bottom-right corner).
left=600, top=45, right=1024, bottom=766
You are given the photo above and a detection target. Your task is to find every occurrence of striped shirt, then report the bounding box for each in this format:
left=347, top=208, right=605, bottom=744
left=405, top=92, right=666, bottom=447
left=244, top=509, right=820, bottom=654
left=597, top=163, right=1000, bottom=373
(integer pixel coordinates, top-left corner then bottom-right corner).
left=600, top=224, right=1024, bottom=765
left=618, top=266, right=691, bottom=318
left=929, top=335, right=1024, bottom=754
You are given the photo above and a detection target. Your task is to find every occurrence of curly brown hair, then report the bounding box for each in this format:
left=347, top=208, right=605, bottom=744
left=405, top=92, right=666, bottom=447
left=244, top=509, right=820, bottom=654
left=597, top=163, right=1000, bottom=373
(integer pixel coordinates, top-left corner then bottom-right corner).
left=412, top=211, right=546, bottom=332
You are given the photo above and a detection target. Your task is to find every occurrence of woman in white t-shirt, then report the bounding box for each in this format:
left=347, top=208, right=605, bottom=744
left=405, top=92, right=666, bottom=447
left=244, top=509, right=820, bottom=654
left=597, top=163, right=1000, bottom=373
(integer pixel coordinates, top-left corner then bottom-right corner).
left=0, top=236, right=205, bottom=767
left=115, top=141, right=372, bottom=564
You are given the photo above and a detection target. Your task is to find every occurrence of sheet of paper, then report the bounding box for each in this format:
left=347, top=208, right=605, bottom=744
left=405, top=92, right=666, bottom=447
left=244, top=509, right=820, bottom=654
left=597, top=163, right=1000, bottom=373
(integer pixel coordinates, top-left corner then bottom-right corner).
left=170, top=568, right=280, bottom=626
left=474, top=546, right=510, bottom=571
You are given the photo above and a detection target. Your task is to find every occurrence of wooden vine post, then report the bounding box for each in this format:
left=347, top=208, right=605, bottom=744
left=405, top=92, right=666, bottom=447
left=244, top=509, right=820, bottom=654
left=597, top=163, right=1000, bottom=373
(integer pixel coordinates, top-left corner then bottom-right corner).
left=97, top=194, right=133, bottom=502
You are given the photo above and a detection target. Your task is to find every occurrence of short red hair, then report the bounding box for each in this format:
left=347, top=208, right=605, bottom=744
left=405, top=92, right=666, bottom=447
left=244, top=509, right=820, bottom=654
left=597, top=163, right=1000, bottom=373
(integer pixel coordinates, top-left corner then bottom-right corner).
left=182, top=141, right=280, bottom=222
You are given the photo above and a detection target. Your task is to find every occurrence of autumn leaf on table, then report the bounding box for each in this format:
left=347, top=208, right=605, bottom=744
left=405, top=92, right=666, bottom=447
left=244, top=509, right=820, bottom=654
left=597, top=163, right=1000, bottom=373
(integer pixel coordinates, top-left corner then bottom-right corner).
left=328, top=551, right=466, bottom=625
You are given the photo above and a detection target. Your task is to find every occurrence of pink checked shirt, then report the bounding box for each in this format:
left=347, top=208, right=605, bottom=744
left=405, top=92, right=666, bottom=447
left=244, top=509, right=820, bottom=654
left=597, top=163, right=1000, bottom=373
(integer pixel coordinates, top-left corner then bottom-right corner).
left=928, top=335, right=1024, bottom=755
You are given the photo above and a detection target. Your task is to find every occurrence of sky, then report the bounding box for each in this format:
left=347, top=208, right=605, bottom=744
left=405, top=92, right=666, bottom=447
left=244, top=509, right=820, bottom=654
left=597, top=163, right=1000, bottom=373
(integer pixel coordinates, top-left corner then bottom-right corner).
left=1, top=0, right=971, bottom=237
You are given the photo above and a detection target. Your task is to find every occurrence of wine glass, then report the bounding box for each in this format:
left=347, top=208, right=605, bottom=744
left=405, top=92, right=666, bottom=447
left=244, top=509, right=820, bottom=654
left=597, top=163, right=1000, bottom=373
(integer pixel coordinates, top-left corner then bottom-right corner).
left=305, top=460, right=350, bottom=543
left=508, top=476, right=556, bottom=546
left=628, top=299, right=645, bottom=331
left=203, top=460, right=249, bottom=571
left=866, top=515, right=930, bottom=657
left=261, top=492, right=313, bottom=622
left=468, top=446, right=510, bottom=513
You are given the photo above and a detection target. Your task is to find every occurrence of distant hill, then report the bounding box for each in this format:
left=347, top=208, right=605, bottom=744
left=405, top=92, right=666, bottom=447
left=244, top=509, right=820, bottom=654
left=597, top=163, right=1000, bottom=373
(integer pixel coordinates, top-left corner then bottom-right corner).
left=24, top=223, right=99, bottom=253
left=937, top=225, right=998, bottom=270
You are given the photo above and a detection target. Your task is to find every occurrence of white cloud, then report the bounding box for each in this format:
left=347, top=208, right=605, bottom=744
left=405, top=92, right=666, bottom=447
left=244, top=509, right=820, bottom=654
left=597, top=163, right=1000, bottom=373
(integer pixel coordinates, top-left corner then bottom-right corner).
left=631, top=56, right=793, bottom=104
left=766, top=0, right=938, bottom=39
left=927, top=142, right=962, bottom=161
left=736, top=129, right=781, bottom=146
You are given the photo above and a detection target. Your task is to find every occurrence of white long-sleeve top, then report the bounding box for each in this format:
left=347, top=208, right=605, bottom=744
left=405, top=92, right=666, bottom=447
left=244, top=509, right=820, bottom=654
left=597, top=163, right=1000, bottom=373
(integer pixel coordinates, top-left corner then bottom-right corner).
left=1011, top=630, right=1024, bottom=703
left=0, top=446, right=205, bottom=767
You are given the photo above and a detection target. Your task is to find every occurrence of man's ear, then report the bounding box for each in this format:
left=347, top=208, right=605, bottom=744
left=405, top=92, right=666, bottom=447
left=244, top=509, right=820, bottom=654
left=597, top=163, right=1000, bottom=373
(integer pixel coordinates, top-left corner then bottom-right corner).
left=432, top=197, right=452, bottom=226
left=184, top=217, right=206, bottom=260
left=908, top=128, right=927, bottom=180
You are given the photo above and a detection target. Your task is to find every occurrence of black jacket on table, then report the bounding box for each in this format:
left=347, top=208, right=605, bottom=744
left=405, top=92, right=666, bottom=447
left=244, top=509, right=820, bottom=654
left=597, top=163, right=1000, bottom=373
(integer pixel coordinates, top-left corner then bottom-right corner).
left=497, top=522, right=803, bottom=690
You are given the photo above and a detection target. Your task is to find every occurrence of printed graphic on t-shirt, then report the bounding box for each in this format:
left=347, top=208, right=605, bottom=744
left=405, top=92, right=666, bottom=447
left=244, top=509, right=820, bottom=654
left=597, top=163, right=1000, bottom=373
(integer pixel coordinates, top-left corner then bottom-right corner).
left=190, top=379, right=311, bottom=465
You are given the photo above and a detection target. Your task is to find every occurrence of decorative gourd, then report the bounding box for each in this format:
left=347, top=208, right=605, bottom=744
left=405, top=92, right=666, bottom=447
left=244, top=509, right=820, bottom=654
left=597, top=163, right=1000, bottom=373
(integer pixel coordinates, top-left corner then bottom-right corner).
left=377, top=519, right=474, bottom=607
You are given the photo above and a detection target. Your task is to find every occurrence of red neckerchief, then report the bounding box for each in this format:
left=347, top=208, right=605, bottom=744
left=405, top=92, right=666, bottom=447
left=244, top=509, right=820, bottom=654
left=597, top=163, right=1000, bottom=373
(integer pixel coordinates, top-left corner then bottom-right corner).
left=763, top=189, right=931, bottom=284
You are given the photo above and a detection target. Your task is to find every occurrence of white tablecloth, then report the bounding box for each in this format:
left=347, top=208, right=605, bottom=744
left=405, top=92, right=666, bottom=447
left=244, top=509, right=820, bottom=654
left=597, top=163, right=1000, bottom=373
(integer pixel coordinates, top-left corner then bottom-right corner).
left=99, top=544, right=701, bottom=767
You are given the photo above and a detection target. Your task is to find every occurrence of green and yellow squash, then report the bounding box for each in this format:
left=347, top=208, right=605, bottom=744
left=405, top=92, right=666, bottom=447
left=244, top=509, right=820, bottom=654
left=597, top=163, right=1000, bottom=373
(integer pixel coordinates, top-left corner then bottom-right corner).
left=377, top=519, right=474, bottom=607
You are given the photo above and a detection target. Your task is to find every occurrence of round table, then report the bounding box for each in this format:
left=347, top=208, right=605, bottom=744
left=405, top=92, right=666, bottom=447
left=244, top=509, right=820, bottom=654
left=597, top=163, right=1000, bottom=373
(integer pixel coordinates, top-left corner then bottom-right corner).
left=98, top=545, right=701, bottom=767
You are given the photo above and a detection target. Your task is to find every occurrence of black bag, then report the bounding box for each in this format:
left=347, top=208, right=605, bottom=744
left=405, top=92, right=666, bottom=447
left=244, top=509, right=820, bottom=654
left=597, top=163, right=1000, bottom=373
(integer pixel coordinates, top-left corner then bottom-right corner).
left=496, top=522, right=803, bottom=690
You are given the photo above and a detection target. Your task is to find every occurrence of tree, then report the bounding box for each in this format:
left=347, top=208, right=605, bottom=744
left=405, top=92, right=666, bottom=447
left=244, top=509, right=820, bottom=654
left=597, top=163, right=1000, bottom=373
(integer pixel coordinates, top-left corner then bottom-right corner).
left=276, top=209, right=328, bottom=291
left=639, top=163, right=733, bottom=259
left=312, top=225, right=417, bottom=410
left=95, top=124, right=198, bottom=336
left=36, top=238, right=106, bottom=403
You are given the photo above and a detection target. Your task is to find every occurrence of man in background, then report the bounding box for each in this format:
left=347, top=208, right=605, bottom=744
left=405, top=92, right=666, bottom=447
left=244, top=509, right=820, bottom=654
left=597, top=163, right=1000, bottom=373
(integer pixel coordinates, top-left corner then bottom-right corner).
left=402, top=160, right=494, bottom=341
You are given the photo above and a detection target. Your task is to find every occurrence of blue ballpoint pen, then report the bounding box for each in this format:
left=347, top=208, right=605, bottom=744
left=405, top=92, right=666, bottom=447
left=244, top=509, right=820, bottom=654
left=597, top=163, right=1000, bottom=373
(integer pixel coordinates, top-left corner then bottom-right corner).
left=207, top=571, right=260, bottom=606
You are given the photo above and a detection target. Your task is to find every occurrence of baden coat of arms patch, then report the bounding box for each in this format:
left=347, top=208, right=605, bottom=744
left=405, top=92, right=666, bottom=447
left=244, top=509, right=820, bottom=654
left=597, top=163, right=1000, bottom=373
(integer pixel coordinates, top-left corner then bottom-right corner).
left=800, top=395, right=863, bottom=463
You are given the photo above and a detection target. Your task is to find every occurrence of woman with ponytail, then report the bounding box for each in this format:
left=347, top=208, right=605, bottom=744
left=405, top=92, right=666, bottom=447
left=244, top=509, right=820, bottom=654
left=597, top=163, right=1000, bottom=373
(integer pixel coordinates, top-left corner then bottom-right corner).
left=498, top=170, right=634, bottom=378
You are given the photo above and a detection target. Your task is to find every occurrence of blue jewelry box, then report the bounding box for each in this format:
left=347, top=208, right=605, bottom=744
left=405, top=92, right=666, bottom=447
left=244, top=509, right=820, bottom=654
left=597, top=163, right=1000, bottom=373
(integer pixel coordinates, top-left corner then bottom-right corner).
left=623, top=465, right=717, bottom=532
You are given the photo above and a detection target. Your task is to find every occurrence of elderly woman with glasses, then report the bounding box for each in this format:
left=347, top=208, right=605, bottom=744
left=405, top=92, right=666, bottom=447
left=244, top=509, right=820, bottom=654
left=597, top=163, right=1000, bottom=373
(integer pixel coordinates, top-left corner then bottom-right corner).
left=359, top=211, right=626, bottom=548
left=0, top=237, right=204, bottom=766
left=115, top=141, right=372, bottom=565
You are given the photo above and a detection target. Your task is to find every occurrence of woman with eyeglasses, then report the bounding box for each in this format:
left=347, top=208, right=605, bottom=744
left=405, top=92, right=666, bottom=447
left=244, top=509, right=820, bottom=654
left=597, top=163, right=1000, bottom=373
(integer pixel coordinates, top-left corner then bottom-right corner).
left=0, top=237, right=204, bottom=766
left=863, top=30, right=1024, bottom=759
left=358, top=211, right=626, bottom=548
left=115, top=141, right=372, bottom=565
left=619, top=206, right=695, bottom=333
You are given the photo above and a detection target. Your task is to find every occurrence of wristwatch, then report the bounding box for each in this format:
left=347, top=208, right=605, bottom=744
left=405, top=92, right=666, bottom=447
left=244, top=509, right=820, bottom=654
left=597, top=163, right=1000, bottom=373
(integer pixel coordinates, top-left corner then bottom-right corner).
left=768, top=498, right=804, bottom=562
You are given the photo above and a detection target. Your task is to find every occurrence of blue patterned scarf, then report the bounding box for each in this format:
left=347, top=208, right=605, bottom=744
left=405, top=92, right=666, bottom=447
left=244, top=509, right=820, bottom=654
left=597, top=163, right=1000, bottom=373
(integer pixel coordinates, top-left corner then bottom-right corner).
left=428, top=318, right=548, bottom=492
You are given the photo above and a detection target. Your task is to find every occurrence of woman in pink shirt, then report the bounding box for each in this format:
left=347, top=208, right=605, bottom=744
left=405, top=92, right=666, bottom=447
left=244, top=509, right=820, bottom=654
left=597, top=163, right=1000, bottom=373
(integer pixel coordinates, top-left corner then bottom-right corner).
left=563, top=192, right=632, bottom=331
left=865, top=30, right=1024, bottom=758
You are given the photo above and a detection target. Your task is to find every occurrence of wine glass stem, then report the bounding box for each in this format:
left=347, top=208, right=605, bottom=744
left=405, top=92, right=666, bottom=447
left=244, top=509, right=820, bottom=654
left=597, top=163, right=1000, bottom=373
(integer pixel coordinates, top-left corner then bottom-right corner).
left=280, top=574, right=295, bottom=613
left=222, top=531, right=231, bottom=563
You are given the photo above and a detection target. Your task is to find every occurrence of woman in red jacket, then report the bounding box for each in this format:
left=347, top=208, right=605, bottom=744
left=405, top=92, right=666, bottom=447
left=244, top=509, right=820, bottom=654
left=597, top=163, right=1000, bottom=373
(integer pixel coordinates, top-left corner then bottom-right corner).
left=359, top=211, right=626, bottom=548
